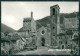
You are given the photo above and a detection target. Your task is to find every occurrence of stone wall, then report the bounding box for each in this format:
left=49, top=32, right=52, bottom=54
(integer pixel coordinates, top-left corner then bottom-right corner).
left=36, top=26, right=51, bottom=47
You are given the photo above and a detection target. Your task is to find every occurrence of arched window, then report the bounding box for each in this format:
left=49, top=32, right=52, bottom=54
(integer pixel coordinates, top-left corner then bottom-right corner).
left=28, top=30, right=29, bottom=33
left=59, top=37, right=60, bottom=39
left=61, top=41, right=62, bottom=44
left=66, top=41, right=67, bottom=44
left=53, top=8, right=55, bottom=15
left=71, top=36, right=72, bottom=39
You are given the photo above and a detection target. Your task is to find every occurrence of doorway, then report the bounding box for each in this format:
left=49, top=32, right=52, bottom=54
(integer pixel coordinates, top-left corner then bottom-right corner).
left=62, top=45, right=65, bottom=49
left=41, top=38, right=45, bottom=46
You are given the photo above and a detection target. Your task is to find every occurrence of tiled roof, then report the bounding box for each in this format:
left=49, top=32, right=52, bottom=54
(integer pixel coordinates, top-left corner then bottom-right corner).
left=1, top=34, right=21, bottom=41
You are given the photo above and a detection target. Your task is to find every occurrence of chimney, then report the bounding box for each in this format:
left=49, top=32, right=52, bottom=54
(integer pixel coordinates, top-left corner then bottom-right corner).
left=31, top=11, right=33, bottom=19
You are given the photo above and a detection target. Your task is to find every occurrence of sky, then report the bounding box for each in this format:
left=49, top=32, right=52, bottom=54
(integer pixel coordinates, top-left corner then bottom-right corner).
left=1, top=2, right=79, bottom=30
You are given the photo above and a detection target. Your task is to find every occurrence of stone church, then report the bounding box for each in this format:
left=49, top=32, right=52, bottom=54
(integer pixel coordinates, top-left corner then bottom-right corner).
left=18, top=4, right=60, bottom=48
left=36, top=4, right=60, bottom=47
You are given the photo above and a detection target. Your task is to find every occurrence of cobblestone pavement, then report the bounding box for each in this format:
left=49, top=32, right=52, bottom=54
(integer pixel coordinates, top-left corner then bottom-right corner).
left=16, top=47, right=71, bottom=55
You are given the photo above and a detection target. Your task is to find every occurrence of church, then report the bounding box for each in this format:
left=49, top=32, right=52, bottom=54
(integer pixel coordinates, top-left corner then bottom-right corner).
left=18, top=4, right=60, bottom=48
left=17, top=4, right=78, bottom=49
left=36, top=4, right=60, bottom=48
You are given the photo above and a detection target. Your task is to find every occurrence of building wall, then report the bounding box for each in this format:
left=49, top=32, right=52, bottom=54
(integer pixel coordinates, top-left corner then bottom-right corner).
left=64, top=17, right=78, bottom=29
left=36, top=26, right=51, bottom=47
left=23, top=19, right=31, bottom=31
left=31, top=19, right=36, bottom=33
left=1, top=41, right=11, bottom=54
left=16, top=39, right=25, bottom=50
left=57, top=35, right=73, bottom=49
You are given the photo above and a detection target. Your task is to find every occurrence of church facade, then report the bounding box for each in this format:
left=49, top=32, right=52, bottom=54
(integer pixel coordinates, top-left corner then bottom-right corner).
left=36, top=25, right=51, bottom=47
left=36, top=4, right=60, bottom=48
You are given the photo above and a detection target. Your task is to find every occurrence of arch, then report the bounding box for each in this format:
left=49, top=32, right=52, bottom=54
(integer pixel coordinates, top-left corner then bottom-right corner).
left=41, top=38, right=45, bottom=46
left=62, top=45, right=65, bottom=49
left=53, top=8, right=55, bottom=15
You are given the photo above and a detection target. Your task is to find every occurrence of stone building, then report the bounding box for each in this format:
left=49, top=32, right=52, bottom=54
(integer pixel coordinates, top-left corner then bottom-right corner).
left=17, top=12, right=37, bottom=50
left=17, top=4, right=79, bottom=50
left=71, top=35, right=79, bottom=55
left=23, top=12, right=36, bottom=33
left=1, top=37, right=11, bottom=55
left=18, top=11, right=36, bottom=38
left=57, top=32, right=73, bottom=49
left=36, top=4, right=60, bottom=48
left=64, top=17, right=78, bottom=29
left=36, top=24, right=51, bottom=47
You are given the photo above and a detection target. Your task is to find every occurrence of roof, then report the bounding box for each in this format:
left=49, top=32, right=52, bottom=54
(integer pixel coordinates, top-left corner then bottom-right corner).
left=1, top=37, right=10, bottom=41
left=50, top=4, right=60, bottom=9
left=1, top=33, right=21, bottom=41
left=11, top=34, right=21, bottom=41
left=57, top=33, right=65, bottom=36
left=66, top=30, right=73, bottom=35
left=23, top=18, right=32, bottom=21
left=17, top=27, right=24, bottom=32
left=57, top=31, right=73, bottom=36
left=37, top=26, right=47, bottom=31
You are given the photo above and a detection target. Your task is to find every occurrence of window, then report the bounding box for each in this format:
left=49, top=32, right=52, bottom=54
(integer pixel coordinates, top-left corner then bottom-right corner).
left=68, top=45, right=70, bottom=47
left=5, top=34, right=7, bottom=36
left=42, top=30, right=45, bottom=34
left=28, top=30, right=29, bottom=33
left=66, top=41, right=67, bottom=44
left=59, top=37, right=60, bottom=39
left=71, top=36, right=72, bottom=39
left=53, top=8, right=55, bottom=15
left=61, top=41, right=62, bottom=44
left=59, top=41, right=62, bottom=44
left=59, top=41, right=60, bottom=44
left=53, top=27, right=55, bottom=29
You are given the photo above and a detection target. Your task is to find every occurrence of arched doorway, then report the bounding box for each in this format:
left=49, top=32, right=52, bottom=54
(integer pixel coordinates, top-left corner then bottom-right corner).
left=62, top=45, right=65, bottom=49
left=41, top=38, right=45, bottom=46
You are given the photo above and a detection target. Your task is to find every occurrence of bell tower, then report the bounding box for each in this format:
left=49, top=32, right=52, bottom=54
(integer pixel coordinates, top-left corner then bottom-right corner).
left=50, top=4, right=60, bottom=46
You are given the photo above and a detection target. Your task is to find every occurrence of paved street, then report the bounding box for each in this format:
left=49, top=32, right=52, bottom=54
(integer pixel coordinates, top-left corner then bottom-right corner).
left=16, top=47, right=71, bottom=55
